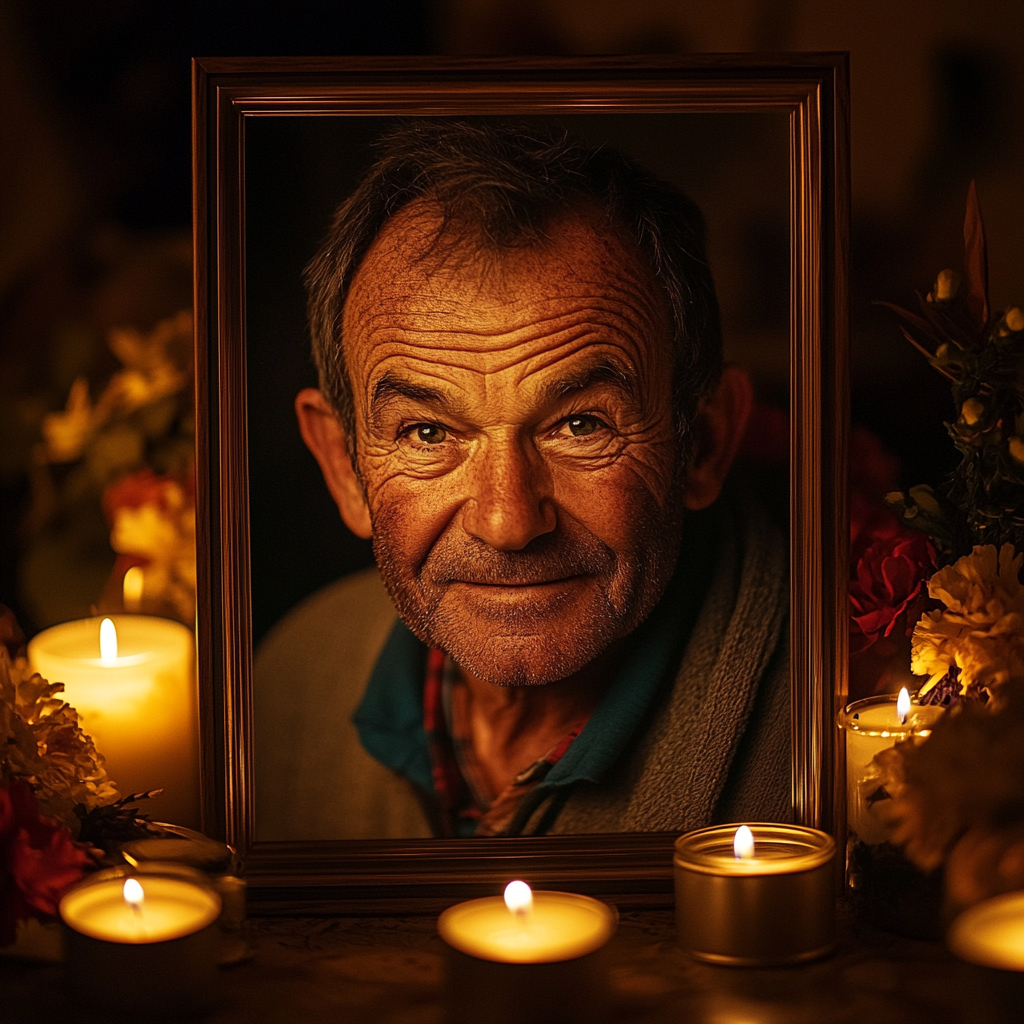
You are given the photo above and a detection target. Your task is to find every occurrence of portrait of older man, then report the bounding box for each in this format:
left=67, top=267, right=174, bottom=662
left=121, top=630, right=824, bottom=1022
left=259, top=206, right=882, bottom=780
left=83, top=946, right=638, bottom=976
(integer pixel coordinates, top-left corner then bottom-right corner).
left=253, top=121, right=789, bottom=840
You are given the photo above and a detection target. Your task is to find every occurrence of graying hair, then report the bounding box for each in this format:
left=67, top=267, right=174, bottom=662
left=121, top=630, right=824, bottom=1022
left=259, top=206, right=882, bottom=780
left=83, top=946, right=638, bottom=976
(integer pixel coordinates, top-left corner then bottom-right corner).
left=305, top=120, right=722, bottom=456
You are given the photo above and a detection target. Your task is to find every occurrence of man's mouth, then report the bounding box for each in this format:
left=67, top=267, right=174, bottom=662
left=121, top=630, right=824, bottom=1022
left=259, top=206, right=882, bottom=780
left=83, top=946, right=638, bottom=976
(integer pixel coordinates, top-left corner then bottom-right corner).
left=452, top=575, right=583, bottom=588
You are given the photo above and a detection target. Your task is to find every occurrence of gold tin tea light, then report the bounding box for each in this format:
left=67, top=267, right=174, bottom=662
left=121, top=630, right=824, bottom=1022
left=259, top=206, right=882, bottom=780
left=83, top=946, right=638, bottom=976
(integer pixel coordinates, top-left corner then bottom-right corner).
left=59, top=862, right=221, bottom=1017
left=674, top=823, right=837, bottom=966
left=438, top=881, right=618, bottom=1024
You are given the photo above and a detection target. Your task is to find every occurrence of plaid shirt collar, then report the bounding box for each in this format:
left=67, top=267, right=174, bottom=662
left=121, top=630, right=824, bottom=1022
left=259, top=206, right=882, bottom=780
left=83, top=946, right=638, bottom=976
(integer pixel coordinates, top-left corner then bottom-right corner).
left=353, top=509, right=719, bottom=834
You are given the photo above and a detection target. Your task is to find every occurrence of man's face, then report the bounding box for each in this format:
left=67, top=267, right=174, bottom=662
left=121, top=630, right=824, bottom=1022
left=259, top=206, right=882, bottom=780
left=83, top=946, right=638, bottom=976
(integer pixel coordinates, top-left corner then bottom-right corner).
left=341, top=205, right=684, bottom=686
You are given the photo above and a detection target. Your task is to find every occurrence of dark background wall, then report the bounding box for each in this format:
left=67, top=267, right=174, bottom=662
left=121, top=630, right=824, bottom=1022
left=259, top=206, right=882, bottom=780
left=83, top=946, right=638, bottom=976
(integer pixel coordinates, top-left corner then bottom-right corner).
left=2, top=0, right=1022, bottom=637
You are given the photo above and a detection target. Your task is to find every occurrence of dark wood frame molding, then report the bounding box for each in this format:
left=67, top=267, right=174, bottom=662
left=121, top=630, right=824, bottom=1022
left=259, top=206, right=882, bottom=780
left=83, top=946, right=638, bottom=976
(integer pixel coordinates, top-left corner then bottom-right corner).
left=193, top=55, right=849, bottom=914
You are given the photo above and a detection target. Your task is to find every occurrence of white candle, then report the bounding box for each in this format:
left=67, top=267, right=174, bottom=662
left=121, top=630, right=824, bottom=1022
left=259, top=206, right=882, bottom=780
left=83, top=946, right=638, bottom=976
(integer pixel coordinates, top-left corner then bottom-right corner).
left=60, top=865, right=222, bottom=1016
left=28, top=614, right=199, bottom=828
left=439, top=884, right=616, bottom=963
left=439, top=883, right=618, bottom=1024
left=61, top=874, right=219, bottom=945
left=838, top=689, right=944, bottom=846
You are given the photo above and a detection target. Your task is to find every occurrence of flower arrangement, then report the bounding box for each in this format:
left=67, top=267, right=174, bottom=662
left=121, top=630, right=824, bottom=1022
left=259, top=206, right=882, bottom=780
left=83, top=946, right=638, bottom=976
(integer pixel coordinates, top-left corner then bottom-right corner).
left=850, top=184, right=1024, bottom=910
left=1, top=614, right=153, bottom=946
left=23, top=310, right=196, bottom=627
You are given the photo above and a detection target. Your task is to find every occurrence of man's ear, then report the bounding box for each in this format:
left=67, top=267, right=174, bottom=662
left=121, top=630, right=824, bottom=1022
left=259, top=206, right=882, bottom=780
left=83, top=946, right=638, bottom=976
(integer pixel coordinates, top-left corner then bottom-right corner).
left=682, top=364, right=755, bottom=511
left=294, top=388, right=373, bottom=539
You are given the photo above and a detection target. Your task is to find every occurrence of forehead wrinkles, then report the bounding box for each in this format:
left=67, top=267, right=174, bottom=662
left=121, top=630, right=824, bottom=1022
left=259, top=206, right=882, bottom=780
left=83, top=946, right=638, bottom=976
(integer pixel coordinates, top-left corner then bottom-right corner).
left=342, top=209, right=671, bottom=395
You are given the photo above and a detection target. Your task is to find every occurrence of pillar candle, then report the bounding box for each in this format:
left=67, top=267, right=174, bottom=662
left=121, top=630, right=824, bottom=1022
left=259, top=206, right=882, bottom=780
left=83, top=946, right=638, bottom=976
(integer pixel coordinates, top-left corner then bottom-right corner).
left=28, top=614, right=199, bottom=828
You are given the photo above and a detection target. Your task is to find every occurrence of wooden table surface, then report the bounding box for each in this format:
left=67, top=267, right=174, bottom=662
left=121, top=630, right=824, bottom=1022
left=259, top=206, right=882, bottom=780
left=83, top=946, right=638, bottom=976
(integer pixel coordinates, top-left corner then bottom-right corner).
left=2, top=903, right=1020, bottom=1023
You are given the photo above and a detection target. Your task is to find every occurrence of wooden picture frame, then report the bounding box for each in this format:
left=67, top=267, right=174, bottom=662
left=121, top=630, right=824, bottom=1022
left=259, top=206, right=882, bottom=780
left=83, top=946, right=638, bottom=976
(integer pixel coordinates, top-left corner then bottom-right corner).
left=193, top=55, right=849, bottom=914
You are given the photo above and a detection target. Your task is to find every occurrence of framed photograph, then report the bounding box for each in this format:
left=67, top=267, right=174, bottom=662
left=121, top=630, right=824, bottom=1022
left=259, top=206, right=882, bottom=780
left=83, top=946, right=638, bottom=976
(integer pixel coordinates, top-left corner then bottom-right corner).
left=193, top=55, right=849, bottom=912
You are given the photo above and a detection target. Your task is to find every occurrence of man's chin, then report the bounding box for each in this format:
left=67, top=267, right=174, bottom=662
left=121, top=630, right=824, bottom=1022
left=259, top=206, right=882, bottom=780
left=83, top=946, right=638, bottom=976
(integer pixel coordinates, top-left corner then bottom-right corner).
left=441, top=630, right=615, bottom=687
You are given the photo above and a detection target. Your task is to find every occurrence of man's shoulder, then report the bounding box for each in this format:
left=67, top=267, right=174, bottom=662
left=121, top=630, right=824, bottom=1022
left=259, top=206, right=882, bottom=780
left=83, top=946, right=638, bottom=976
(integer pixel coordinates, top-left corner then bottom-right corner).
left=252, top=568, right=432, bottom=840
left=255, top=567, right=396, bottom=671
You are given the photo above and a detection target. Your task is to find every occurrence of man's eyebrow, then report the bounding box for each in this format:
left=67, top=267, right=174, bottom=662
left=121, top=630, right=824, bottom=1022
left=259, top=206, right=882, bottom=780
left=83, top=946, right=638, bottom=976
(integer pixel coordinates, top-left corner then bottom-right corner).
left=370, top=372, right=450, bottom=413
left=540, top=359, right=640, bottom=405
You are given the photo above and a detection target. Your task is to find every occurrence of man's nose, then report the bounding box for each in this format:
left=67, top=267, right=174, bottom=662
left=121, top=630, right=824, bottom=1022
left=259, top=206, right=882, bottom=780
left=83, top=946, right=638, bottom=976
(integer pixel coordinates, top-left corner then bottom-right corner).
left=462, top=439, right=556, bottom=550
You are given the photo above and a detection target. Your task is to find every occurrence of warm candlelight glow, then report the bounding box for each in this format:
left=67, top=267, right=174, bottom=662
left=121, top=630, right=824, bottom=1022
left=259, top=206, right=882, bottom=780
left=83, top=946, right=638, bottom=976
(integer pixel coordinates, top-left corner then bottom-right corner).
left=29, top=614, right=200, bottom=827
left=123, top=566, right=144, bottom=611
left=949, top=891, right=1024, bottom=971
left=896, top=687, right=911, bottom=724
left=99, top=618, right=118, bottom=665
left=123, top=878, right=144, bottom=909
left=504, top=880, right=533, bottom=916
left=439, top=891, right=616, bottom=964
left=733, top=825, right=755, bottom=860
left=61, top=872, right=220, bottom=945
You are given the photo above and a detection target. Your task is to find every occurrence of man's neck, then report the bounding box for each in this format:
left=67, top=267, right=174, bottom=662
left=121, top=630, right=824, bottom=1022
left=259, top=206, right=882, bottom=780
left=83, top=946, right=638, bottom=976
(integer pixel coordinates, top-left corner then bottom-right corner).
left=456, top=640, right=625, bottom=801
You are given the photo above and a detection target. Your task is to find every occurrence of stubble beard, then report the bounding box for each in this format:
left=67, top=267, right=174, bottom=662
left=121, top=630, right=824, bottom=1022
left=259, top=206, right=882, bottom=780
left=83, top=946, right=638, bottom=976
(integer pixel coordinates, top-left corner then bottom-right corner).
left=370, top=497, right=684, bottom=687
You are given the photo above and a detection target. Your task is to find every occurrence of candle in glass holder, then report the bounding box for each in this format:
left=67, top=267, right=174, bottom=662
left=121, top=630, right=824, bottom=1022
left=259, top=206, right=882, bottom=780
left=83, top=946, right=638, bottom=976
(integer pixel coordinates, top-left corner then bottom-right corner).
left=837, top=688, right=944, bottom=846
left=948, top=891, right=1024, bottom=972
left=28, top=614, right=199, bottom=827
left=438, top=881, right=617, bottom=1024
left=59, top=863, right=221, bottom=1016
left=674, top=823, right=837, bottom=965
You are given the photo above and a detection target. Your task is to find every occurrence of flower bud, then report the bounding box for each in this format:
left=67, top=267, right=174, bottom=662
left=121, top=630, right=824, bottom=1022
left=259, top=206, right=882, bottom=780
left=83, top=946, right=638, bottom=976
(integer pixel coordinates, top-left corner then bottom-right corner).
left=960, top=398, right=984, bottom=426
left=935, top=343, right=950, bottom=359
left=909, top=484, right=941, bottom=515
left=1005, top=307, right=1024, bottom=333
left=934, top=269, right=961, bottom=302
left=1009, top=436, right=1024, bottom=465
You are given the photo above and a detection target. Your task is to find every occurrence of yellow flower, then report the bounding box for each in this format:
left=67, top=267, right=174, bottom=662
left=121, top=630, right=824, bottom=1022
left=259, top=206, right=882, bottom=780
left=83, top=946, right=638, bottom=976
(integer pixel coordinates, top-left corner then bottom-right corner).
left=960, top=398, right=985, bottom=426
left=1, top=649, right=118, bottom=831
left=41, top=378, right=95, bottom=463
left=1004, top=306, right=1024, bottom=333
left=1009, top=437, right=1024, bottom=465
left=912, top=544, right=1024, bottom=702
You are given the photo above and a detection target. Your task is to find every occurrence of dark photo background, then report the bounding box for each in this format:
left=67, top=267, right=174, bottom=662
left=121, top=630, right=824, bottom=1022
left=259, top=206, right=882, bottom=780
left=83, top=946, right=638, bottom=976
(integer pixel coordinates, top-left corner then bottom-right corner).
left=2, top=0, right=1022, bottom=639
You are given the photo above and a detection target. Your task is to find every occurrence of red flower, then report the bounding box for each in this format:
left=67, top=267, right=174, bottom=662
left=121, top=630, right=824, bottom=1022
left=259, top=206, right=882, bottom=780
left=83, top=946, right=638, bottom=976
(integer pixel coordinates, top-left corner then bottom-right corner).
left=849, top=501, right=936, bottom=654
left=1, top=781, right=95, bottom=946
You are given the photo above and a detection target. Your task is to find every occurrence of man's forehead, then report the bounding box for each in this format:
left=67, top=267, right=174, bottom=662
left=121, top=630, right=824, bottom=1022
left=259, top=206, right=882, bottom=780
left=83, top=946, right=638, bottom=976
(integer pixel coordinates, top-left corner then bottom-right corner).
left=344, top=199, right=658, bottom=313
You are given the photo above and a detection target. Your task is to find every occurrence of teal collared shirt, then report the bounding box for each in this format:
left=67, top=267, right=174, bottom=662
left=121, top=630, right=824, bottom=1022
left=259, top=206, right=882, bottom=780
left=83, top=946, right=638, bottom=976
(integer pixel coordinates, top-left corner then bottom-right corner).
left=352, top=510, right=719, bottom=822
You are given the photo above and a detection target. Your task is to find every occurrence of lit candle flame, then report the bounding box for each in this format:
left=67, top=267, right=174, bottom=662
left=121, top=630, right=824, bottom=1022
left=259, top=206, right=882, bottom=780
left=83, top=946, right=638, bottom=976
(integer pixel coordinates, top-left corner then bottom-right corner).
left=123, top=877, right=144, bottom=909
left=504, top=880, right=533, bottom=917
left=100, top=618, right=118, bottom=665
left=733, top=825, right=755, bottom=860
left=897, top=687, right=911, bottom=725
left=123, top=566, right=144, bottom=612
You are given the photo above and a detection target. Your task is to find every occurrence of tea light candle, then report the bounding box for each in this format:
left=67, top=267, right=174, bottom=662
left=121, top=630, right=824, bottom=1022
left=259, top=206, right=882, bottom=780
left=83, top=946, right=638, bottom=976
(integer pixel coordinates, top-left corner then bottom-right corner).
left=28, top=614, right=199, bottom=827
left=948, top=890, right=1024, bottom=972
left=59, top=864, right=221, bottom=1016
left=674, top=823, right=837, bottom=966
left=438, top=882, right=617, bottom=1024
left=837, top=688, right=944, bottom=846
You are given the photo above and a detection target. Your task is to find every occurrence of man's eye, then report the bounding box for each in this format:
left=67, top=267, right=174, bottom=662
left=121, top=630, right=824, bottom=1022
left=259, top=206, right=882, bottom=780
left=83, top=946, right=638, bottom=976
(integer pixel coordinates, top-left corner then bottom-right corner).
left=566, top=415, right=602, bottom=437
left=412, top=423, right=447, bottom=444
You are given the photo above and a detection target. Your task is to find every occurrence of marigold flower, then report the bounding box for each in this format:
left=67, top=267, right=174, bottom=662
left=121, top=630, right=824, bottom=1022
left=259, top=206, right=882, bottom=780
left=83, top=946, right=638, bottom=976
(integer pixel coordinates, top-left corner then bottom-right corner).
left=912, top=544, right=1024, bottom=701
